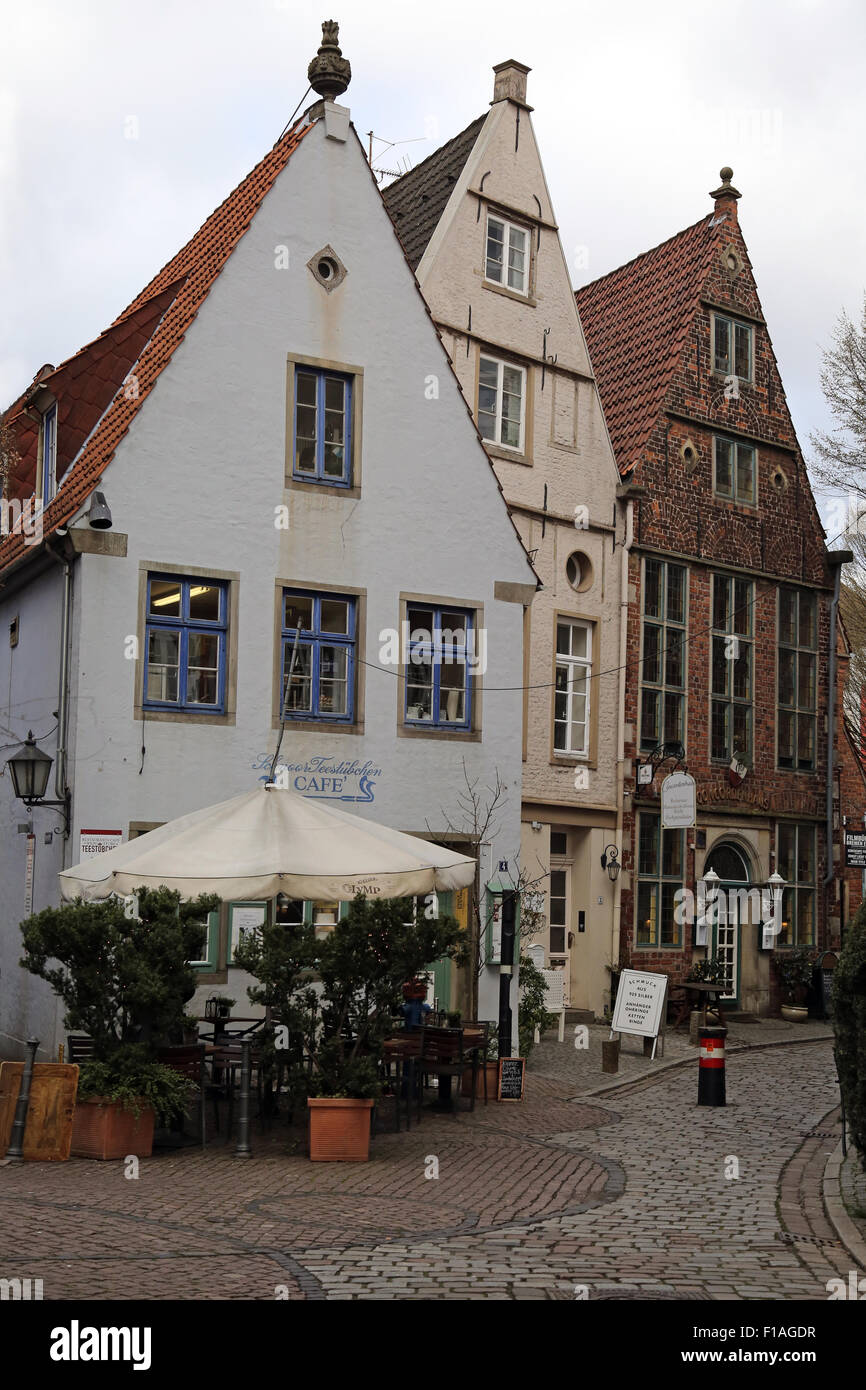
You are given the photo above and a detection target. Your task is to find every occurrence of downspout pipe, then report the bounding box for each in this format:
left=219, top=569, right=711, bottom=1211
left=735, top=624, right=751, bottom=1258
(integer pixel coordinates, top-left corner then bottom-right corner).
left=825, top=550, right=852, bottom=888
left=45, top=539, right=72, bottom=848
left=613, top=485, right=639, bottom=975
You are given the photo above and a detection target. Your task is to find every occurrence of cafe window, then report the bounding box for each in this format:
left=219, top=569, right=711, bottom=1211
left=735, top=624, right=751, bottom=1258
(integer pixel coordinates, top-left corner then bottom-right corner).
left=775, top=823, right=816, bottom=947
left=292, top=367, right=352, bottom=486
left=188, top=908, right=220, bottom=972
left=636, top=812, right=684, bottom=949
left=777, top=587, right=817, bottom=770
left=640, top=558, right=686, bottom=752
left=710, top=573, right=754, bottom=763
left=144, top=575, right=227, bottom=713
left=404, top=604, right=473, bottom=730
left=280, top=590, right=356, bottom=722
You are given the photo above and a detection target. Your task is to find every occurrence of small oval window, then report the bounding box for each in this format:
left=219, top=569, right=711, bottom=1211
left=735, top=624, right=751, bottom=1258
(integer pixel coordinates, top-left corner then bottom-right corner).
left=566, top=551, right=593, bottom=592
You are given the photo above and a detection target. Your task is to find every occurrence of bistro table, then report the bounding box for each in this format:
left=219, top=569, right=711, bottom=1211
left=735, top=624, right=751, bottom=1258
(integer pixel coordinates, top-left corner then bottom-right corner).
left=669, top=981, right=726, bottom=1030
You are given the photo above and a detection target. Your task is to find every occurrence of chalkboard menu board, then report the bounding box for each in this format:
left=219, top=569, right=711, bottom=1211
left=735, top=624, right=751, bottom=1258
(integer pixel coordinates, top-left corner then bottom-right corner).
left=497, top=1057, right=525, bottom=1102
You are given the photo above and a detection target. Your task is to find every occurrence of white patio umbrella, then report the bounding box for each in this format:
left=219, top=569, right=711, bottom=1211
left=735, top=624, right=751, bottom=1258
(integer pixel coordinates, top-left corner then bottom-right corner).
left=58, top=785, right=476, bottom=903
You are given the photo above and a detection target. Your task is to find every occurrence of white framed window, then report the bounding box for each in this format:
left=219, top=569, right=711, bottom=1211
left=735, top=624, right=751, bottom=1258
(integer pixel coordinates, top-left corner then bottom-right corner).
left=485, top=214, right=529, bottom=295
left=554, top=619, right=591, bottom=755
left=478, top=355, right=526, bottom=452
left=713, top=313, right=753, bottom=381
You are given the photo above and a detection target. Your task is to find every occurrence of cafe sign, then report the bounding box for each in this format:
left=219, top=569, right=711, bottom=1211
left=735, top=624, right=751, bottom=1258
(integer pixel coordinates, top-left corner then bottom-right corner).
left=252, top=753, right=381, bottom=803
left=661, top=771, right=696, bottom=829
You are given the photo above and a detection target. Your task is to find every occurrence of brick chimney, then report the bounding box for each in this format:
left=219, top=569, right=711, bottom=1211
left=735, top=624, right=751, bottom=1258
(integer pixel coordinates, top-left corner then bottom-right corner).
left=709, top=166, right=741, bottom=224
left=492, top=60, right=531, bottom=106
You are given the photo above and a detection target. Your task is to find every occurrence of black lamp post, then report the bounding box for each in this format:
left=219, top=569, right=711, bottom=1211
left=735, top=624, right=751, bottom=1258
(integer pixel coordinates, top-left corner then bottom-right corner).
left=6, top=731, right=69, bottom=832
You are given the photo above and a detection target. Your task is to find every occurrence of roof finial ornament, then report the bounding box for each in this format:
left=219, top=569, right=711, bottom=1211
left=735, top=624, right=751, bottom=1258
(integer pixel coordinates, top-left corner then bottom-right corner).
left=308, top=20, right=351, bottom=101
left=709, top=165, right=742, bottom=203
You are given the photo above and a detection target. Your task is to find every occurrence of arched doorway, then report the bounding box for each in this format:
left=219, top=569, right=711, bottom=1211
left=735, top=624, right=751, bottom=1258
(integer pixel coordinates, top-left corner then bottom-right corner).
left=703, top=842, right=751, bottom=1005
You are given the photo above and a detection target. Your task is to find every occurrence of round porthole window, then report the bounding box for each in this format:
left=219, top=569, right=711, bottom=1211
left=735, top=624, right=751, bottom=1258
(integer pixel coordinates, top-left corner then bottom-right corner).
left=722, top=243, right=743, bottom=277
left=317, top=257, right=336, bottom=281
left=680, top=437, right=699, bottom=473
left=566, top=551, right=593, bottom=592
left=307, top=244, right=347, bottom=293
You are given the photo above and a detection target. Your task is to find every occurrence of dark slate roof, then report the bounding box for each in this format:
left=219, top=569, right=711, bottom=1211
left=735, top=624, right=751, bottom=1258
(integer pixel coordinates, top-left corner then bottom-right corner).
left=382, top=115, right=486, bottom=269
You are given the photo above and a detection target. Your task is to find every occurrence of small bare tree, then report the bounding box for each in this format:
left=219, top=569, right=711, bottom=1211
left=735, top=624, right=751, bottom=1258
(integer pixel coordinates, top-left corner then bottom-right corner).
left=810, top=293, right=866, bottom=504
left=431, top=761, right=548, bottom=1020
left=0, top=410, right=21, bottom=497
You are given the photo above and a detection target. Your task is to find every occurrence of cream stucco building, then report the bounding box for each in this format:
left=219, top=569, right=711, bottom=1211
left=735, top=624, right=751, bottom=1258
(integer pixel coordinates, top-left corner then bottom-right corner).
left=384, top=62, right=626, bottom=1015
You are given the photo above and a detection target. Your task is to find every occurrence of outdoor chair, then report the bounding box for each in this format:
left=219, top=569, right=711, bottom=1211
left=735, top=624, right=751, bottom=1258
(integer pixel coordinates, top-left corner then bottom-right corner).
left=460, top=1020, right=493, bottom=1105
left=417, top=1026, right=468, bottom=1118
left=156, top=1043, right=210, bottom=1147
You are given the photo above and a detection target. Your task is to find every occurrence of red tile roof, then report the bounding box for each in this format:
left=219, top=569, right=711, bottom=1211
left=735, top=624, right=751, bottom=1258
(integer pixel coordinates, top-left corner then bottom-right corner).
left=1, top=118, right=310, bottom=576
left=576, top=217, right=719, bottom=476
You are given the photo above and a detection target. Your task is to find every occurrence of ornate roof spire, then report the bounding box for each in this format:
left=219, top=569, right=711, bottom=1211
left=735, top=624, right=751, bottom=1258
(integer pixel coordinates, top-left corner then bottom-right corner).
left=308, top=20, right=351, bottom=102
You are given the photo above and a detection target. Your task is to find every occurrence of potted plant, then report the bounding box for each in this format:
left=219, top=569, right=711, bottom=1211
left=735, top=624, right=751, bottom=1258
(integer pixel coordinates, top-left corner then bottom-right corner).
left=235, top=894, right=464, bottom=1160
left=20, top=886, right=218, bottom=1159
left=686, top=956, right=727, bottom=986
left=773, top=948, right=815, bottom=1022
left=461, top=1024, right=500, bottom=1099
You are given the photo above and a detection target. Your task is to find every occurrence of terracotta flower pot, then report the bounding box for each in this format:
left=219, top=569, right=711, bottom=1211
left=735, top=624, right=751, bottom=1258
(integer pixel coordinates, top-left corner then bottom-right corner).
left=307, top=1096, right=374, bottom=1161
left=461, top=1061, right=499, bottom=1099
left=71, top=1097, right=155, bottom=1160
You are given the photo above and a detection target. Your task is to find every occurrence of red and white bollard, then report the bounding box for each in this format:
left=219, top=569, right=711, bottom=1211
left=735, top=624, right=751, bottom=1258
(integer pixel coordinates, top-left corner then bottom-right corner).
left=697, top=1026, right=726, bottom=1106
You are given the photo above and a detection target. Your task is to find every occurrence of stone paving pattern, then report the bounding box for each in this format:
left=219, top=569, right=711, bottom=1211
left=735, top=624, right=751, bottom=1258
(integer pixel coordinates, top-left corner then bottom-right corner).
left=0, top=1025, right=861, bottom=1300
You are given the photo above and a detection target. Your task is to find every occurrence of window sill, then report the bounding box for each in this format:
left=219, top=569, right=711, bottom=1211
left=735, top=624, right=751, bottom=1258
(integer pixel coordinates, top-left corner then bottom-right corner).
left=284, top=477, right=361, bottom=501
left=398, top=725, right=481, bottom=743
left=136, top=706, right=235, bottom=727
left=482, top=279, right=536, bottom=308
left=270, top=717, right=364, bottom=734
left=483, top=443, right=532, bottom=467
left=550, top=754, right=597, bottom=770
left=712, top=494, right=757, bottom=510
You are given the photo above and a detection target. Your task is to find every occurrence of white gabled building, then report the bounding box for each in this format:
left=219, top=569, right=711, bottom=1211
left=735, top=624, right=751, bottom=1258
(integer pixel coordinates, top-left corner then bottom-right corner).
left=0, top=25, right=535, bottom=1059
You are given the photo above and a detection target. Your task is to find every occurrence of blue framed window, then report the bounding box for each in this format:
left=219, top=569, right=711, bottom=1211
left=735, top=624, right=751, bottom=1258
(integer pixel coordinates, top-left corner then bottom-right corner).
left=144, top=576, right=227, bottom=713
left=293, top=368, right=352, bottom=486
left=404, top=604, right=473, bottom=729
left=281, top=590, right=355, bottom=722
left=41, top=404, right=57, bottom=505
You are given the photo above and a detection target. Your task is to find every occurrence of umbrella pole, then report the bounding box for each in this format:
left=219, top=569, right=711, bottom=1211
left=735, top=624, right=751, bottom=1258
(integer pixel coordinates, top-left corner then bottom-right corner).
left=269, top=625, right=303, bottom=783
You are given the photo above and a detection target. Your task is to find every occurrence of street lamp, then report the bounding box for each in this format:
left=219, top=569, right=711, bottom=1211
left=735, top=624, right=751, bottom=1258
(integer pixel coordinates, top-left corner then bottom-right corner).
left=5, top=731, right=69, bottom=832
left=760, top=871, right=786, bottom=950
left=600, top=845, right=621, bottom=881
left=695, top=867, right=720, bottom=946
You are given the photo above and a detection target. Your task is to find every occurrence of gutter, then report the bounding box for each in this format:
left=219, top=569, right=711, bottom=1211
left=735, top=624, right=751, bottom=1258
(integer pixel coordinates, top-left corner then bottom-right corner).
left=825, top=550, right=852, bottom=887
left=612, top=485, right=639, bottom=975
left=44, top=538, right=73, bottom=848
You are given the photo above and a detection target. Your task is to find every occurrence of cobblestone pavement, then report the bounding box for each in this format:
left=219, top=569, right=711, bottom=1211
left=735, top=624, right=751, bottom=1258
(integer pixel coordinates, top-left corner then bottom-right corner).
left=0, top=1038, right=859, bottom=1300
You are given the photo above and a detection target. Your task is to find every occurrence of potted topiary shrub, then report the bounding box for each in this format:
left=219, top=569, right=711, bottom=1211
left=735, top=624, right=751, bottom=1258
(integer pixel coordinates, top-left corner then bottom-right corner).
left=235, top=893, right=464, bottom=1160
left=773, top=948, right=815, bottom=1022
left=20, top=886, right=218, bottom=1159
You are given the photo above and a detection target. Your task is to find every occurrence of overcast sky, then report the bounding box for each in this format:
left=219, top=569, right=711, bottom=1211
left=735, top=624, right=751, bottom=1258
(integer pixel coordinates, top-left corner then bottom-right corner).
left=2, top=0, right=863, bottom=534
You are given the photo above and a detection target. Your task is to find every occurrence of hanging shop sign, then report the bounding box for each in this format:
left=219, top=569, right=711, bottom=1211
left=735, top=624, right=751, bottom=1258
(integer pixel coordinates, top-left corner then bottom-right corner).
left=844, top=832, right=866, bottom=868
left=661, top=771, right=696, bottom=829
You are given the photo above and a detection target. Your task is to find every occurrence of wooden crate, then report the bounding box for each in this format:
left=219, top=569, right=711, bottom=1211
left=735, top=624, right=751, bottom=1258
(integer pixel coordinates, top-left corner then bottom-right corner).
left=0, top=1062, right=79, bottom=1161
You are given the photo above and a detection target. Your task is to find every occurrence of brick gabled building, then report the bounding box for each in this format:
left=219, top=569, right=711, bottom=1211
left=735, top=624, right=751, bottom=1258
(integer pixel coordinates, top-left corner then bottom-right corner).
left=577, top=168, right=863, bottom=1014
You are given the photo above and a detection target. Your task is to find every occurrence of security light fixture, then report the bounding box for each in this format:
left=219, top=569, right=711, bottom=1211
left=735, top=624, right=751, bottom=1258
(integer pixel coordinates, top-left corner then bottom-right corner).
left=600, top=844, right=621, bottom=881
left=5, top=731, right=69, bottom=832
left=88, top=491, right=112, bottom=529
